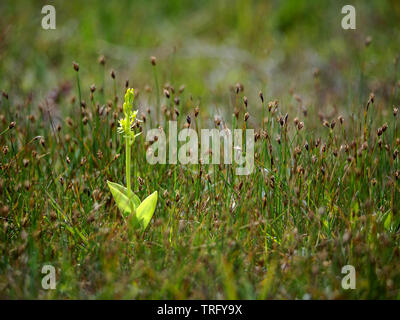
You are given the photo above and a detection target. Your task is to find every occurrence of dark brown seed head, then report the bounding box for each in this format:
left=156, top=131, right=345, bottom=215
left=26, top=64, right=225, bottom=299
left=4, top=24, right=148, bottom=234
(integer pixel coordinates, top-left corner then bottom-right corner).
left=125, top=79, right=129, bottom=89
left=174, top=97, right=180, bottom=106
left=382, top=123, right=388, bottom=132
left=90, top=84, right=96, bottom=93
left=73, top=62, right=79, bottom=72
left=234, top=108, right=239, bottom=119
left=293, top=117, right=299, bottom=125
left=243, top=96, right=248, bottom=107
left=297, top=122, right=304, bottom=130
left=2, top=91, right=8, bottom=99
left=98, top=55, right=106, bottom=66
left=150, top=56, right=157, bottom=66
left=194, top=106, right=199, bottom=117
left=394, top=107, right=398, bottom=117
left=259, top=91, right=264, bottom=103
left=338, top=115, right=344, bottom=124
left=110, top=70, right=116, bottom=79
left=9, top=121, right=16, bottom=129
left=369, top=92, right=375, bottom=103
left=163, top=89, right=170, bottom=99
left=330, top=120, right=336, bottom=129
left=186, top=115, right=191, bottom=125
left=235, top=83, right=243, bottom=94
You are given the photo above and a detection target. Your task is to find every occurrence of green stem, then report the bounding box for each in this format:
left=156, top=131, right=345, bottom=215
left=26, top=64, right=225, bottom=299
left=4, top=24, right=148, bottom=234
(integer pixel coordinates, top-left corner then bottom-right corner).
left=126, top=134, right=131, bottom=199
left=76, top=72, right=83, bottom=140
left=152, top=66, right=160, bottom=125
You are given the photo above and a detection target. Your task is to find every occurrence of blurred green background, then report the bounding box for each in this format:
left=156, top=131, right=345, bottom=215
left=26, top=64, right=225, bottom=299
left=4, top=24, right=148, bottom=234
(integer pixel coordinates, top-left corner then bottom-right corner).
left=1, top=0, right=400, bottom=119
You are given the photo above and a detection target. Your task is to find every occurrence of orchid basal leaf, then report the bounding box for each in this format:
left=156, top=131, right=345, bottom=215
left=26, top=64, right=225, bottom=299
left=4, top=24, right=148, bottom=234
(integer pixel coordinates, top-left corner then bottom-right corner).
left=108, top=181, right=141, bottom=209
left=136, top=191, right=158, bottom=230
left=107, top=181, right=140, bottom=216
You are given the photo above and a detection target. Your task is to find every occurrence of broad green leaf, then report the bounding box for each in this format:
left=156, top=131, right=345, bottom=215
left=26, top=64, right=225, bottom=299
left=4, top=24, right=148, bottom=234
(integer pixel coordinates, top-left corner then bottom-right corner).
left=136, top=191, right=158, bottom=230
left=107, top=181, right=141, bottom=216
left=107, top=181, right=132, bottom=216
left=384, top=212, right=392, bottom=231
left=107, top=181, right=140, bottom=209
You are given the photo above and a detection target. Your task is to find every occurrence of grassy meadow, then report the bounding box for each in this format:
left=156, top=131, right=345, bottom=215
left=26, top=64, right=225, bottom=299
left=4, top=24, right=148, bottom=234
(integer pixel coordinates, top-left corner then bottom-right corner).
left=0, top=0, right=400, bottom=299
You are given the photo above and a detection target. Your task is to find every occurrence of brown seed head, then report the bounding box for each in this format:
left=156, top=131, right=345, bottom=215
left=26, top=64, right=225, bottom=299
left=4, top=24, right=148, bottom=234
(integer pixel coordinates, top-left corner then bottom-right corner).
left=163, top=89, right=170, bottom=99
left=98, top=55, right=106, bottom=66
left=259, top=91, right=264, bottom=103
left=369, top=92, right=375, bottom=103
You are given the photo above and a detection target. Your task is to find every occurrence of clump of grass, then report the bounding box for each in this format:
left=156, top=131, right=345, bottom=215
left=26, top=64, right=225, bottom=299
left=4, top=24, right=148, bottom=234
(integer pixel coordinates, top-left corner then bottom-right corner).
left=0, top=56, right=399, bottom=299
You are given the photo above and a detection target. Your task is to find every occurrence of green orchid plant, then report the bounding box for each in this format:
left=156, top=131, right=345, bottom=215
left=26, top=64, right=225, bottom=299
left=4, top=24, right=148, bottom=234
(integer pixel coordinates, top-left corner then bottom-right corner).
left=107, top=88, right=157, bottom=231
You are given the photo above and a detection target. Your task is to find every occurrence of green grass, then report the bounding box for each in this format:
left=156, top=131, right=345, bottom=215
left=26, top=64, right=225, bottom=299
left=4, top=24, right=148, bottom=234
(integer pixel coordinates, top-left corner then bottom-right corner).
left=0, top=0, right=399, bottom=299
